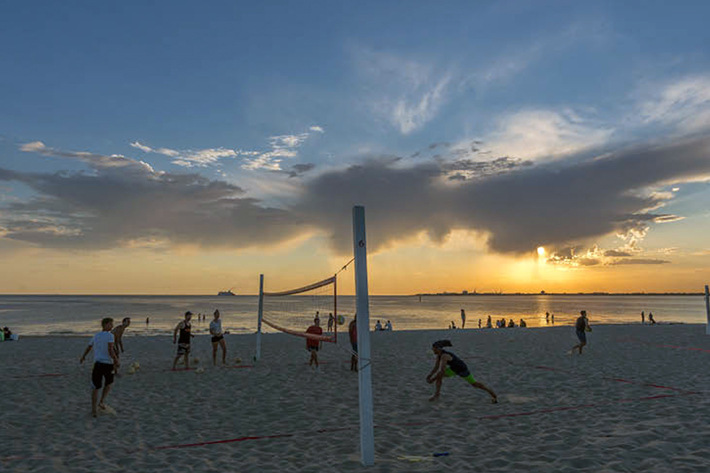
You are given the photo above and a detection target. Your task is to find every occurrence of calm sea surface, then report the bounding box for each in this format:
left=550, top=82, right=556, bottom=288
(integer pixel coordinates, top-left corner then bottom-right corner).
left=0, top=294, right=707, bottom=337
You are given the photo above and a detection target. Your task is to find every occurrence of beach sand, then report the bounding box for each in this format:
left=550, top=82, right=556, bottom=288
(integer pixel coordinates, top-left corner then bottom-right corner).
left=1, top=324, right=709, bottom=472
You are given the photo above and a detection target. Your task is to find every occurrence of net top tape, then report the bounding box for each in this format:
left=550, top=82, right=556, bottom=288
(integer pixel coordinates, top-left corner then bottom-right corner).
left=263, top=275, right=336, bottom=297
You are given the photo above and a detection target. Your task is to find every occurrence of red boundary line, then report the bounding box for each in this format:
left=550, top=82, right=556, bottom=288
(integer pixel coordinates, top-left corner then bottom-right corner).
left=145, top=391, right=697, bottom=451
left=0, top=391, right=697, bottom=460
left=11, top=373, right=68, bottom=379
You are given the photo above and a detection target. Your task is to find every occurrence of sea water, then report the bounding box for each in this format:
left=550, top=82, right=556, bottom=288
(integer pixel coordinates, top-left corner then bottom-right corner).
left=0, top=294, right=706, bottom=337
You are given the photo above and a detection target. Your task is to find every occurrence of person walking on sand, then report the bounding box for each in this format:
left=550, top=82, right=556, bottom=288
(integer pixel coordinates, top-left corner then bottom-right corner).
left=327, top=313, right=334, bottom=332
left=570, top=310, right=591, bottom=355
left=80, top=317, right=120, bottom=418
left=641, top=311, right=645, bottom=324
left=426, top=340, right=497, bottom=403
left=306, top=317, right=323, bottom=368
left=648, top=312, right=656, bottom=324
left=546, top=312, right=550, bottom=324
left=461, top=309, right=466, bottom=329
left=111, top=317, right=131, bottom=356
left=349, top=314, right=358, bottom=372
left=486, top=315, right=492, bottom=328
left=146, top=317, right=150, bottom=326
left=172, top=311, right=194, bottom=370
left=210, top=309, right=228, bottom=365
left=551, top=313, right=555, bottom=324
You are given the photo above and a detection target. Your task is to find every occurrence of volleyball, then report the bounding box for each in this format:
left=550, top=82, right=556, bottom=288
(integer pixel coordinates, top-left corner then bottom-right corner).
left=337, top=314, right=346, bottom=325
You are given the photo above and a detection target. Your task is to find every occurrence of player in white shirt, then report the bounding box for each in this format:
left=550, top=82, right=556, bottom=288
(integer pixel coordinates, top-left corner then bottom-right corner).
left=80, top=318, right=120, bottom=418
left=210, top=309, right=228, bottom=365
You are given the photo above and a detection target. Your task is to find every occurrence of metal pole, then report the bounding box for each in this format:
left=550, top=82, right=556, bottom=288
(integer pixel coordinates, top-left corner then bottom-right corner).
left=333, top=274, right=338, bottom=342
left=256, top=274, right=264, bottom=361
left=353, top=205, right=375, bottom=466
left=705, top=285, right=709, bottom=336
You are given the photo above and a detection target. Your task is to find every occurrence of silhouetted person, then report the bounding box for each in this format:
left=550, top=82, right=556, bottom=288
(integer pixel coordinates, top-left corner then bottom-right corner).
left=648, top=312, right=656, bottom=324
left=570, top=310, right=591, bottom=355
left=641, top=311, right=645, bottom=324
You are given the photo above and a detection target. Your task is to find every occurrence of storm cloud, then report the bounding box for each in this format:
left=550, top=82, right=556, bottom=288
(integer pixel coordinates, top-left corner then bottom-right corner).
left=295, top=136, right=710, bottom=254
left=1, top=136, right=709, bottom=256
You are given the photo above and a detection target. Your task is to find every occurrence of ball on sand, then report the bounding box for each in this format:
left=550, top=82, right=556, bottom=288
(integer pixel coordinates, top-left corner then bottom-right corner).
left=127, top=367, right=136, bottom=375
left=235, top=357, right=242, bottom=365
left=195, top=367, right=205, bottom=374
left=131, top=362, right=140, bottom=370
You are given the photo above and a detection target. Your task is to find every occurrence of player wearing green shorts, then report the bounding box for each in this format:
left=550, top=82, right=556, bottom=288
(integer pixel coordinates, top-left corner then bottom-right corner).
left=426, top=340, right=498, bottom=403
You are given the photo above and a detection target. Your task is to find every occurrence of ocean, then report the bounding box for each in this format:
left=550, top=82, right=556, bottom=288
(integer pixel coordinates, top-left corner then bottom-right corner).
left=0, top=294, right=707, bottom=337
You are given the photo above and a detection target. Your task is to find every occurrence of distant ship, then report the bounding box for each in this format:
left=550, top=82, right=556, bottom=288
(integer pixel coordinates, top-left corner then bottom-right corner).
left=217, top=289, right=236, bottom=296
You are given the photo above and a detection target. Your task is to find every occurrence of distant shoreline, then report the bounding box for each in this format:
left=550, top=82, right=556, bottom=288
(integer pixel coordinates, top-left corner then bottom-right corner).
left=415, top=292, right=705, bottom=297
left=0, top=292, right=706, bottom=297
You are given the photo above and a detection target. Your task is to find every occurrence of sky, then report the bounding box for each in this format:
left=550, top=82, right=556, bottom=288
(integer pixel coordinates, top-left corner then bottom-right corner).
left=1, top=1, right=709, bottom=295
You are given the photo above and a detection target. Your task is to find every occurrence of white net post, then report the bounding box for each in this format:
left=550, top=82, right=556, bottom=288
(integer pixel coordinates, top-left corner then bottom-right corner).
left=256, top=274, right=264, bottom=361
left=353, top=205, right=374, bottom=466
left=705, top=285, right=709, bottom=336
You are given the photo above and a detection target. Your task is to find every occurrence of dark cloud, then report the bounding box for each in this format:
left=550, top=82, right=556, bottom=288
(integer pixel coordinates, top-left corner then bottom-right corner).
left=0, top=150, right=303, bottom=249
left=295, top=136, right=710, bottom=255
left=609, top=258, right=670, bottom=265
left=287, top=163, right=316, bottom=178
left=441, top=156, right=534, bottom=180
left=604, top=250, right=632, bottom=257
left=1, top=136, right=709, bottom=255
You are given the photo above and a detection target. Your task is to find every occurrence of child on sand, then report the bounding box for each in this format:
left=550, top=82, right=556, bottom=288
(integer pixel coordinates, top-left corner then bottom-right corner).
left=173, top=311, right=194, bottom=370
left=427, top=340, right=497, bottom=403
left=80, top=317, right=120, bottom=418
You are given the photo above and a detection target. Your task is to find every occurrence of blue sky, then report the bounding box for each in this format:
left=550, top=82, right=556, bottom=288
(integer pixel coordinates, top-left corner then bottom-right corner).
left=1, top=1, right=709, bottom=293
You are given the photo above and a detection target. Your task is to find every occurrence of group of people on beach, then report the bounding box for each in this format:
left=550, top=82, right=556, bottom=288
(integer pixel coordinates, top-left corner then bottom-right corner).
left=641, top=311, right=657, bottom=324
left=374, top=319, right=392, bottom=331
left=79, top=309, right=229, bottom=417
left=77, top=304, right=659, bottom=417
left=172, top=310, right=229, bottom=370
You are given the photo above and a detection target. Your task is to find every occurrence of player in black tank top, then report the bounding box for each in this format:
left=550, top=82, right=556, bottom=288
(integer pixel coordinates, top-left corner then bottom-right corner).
left=172, top=311, right=194, bottom=370
left=426, top=340, right=498, bottom=403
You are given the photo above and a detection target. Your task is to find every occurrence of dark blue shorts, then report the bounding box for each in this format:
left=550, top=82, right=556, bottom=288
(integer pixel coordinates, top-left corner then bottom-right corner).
left=576, top=330, right=587, bottom=343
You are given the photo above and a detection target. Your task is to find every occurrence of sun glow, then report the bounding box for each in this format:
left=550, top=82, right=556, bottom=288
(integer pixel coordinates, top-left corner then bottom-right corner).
left=537, top=246, right=546, bottom=257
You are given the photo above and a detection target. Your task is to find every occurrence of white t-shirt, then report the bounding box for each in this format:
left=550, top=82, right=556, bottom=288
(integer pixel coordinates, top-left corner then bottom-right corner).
left=89, top=331, right=115, bottom=364
left=210, top=319, right=222, bottom=336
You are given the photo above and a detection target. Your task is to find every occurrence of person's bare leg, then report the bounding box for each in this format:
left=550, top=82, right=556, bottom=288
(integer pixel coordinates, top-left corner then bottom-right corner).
left=185, top=352, right=190, bottom=370
left=429, top=373, right=443, bottom=401
left=91, top=389, right=99, bottom=417
left=220, top=339, right=227, bottom=364
left=99, top=384, right=113, bottom=409
left=314, top=352, right=319, bottom=368
left=172, top=355, right=182, bottom=370
left=212, top=342, right=218, bottom=366
left=351, top=354, right=357, bottom=371
left=578, top=342, right=586, bottom=354
left=472, top=381, right=497, bottom=403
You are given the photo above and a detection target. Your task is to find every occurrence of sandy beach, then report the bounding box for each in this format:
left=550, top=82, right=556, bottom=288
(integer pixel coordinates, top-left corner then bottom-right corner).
left=1, top=324, right=709, bottom=472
